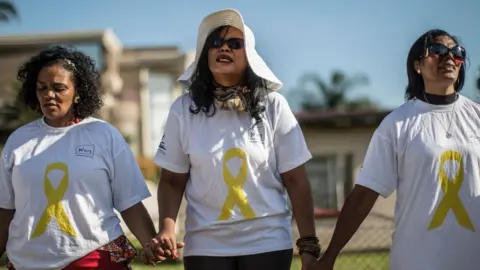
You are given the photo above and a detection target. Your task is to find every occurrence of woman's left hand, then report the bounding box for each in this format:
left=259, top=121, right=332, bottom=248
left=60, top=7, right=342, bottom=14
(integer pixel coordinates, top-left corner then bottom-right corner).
left=140, top=241, right=159, bottom=266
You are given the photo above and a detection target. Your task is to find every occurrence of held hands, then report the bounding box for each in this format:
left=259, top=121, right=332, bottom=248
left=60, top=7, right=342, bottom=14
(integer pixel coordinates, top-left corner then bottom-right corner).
left=301, top=253, right=318, bottom=270
left=296, top=236, right=336, bottom=270
left=141, top=229, right=185, bottom=266
left=296, top=236, right=323, bottom=270
left=300, top=253, right=336, bottom=270
left=310, top=254, right=335, bottom=270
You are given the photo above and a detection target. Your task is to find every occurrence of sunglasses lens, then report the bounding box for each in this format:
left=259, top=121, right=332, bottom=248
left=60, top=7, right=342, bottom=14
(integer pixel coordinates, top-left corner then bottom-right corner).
left=451, top=46, right=466, bottom=61
left=212, top=38, right=223, bottom=48
left=429, top=44, right=448, bottom=56
left=226, top=38, right=244, bottom=49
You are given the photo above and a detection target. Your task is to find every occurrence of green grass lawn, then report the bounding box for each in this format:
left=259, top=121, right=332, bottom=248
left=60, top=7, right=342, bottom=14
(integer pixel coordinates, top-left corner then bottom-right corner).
left=130, top=253, right=389, bottom=270
left=1, top=240, right=389, bottom=270
left=129, top=238, right=389, bottom=270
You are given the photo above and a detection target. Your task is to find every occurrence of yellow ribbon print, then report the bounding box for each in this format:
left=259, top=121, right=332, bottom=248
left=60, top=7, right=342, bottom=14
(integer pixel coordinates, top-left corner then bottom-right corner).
left=428, top=150, right=475, bottom=232
left=217, top=148, right=256, bottom=221
left=31, top=162, right=77, bottom=239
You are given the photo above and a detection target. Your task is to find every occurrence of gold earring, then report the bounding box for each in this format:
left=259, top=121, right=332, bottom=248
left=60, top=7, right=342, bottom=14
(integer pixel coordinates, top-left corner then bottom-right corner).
left=74, top=96, right=80, bottom=103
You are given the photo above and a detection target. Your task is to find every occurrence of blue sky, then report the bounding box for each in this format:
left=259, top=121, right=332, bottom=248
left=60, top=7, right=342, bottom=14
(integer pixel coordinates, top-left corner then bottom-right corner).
left=3, top=0, right=480, bottom=110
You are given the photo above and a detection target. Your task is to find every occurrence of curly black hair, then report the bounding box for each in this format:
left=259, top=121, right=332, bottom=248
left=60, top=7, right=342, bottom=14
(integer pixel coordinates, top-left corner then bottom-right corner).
left=17, top=45, right=103, bottom=118
left=188, top=26, right=269, bottom=123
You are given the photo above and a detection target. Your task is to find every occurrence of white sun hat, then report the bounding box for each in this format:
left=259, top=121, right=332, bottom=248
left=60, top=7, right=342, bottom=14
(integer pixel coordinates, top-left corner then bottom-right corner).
left=177, top=8, right=283, bottom=91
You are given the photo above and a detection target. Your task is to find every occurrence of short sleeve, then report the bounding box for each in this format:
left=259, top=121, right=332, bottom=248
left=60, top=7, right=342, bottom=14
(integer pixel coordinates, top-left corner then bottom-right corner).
left=355, top=130, right=398, bottom=198
left=153, top=101, right=190, bottom=174
left=109, top=134, right=151, bottom=212
left=271, top=93, right=312, bottom=173
left=0, top=150, right=14, bottom=209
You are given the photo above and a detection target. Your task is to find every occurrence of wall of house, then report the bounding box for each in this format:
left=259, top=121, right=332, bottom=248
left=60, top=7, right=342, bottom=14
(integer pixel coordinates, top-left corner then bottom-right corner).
left=113, top=67, right=142, bottom=154
left=302, top=126, right=396, bottom=218
left=115, top=65, right=186, bottom=157
left=0, top=48, right=43, bottom=103
left=290, top=126, right=396, bottom=251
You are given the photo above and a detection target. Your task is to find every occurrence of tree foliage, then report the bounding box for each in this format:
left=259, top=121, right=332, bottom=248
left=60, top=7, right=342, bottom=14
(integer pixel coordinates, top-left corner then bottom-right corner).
left=0, top=1, right=18, bottom=23
left=297, top=70, right=379, bottom=111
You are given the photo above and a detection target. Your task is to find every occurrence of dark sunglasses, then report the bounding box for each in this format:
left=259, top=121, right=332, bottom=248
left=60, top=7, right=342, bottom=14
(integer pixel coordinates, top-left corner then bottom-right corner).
left=424, top=43, right=466, bottom=63
left=212, top=37, right=245, bottom=50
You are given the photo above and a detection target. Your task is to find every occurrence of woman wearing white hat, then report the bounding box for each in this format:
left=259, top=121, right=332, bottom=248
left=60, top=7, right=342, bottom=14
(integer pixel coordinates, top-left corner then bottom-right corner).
left=150, top=8, right=319, bottom=270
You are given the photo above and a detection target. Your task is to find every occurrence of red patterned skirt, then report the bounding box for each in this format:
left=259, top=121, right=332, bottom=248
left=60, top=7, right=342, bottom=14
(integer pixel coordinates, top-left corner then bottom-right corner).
left=5, top=235, right=137, bottom=270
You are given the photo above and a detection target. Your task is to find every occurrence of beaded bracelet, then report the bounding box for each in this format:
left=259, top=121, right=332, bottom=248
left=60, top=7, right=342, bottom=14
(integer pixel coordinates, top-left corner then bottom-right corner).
left=296, top=236, right=321, bottom=259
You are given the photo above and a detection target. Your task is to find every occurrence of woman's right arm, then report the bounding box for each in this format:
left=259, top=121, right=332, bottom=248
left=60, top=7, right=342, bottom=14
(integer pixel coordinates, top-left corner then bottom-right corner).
left=320, top=185, right=378, bottom=263
left=157, top=169, right=188, bottom=235
left=0, top=208, right=14, bottom=256
left=318, top=127, right=398, bottom=268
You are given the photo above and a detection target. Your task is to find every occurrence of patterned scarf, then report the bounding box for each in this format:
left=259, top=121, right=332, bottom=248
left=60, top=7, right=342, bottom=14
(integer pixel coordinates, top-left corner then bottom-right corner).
left=213, top=84, right=251, bottom=112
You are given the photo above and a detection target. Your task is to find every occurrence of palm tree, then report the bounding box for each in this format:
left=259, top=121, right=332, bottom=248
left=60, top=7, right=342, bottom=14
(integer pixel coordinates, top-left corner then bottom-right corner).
left=0, top=1, right=18, bottom=22
left=0, top=82, right=40, bottom=145
left=297, top=70, right=378, bottom=111
left=0, top=81, right=39, bottom=132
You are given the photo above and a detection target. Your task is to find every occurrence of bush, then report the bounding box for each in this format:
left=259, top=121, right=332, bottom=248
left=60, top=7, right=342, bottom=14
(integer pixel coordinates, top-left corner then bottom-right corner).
left=136, top=156, right=160, bottom=182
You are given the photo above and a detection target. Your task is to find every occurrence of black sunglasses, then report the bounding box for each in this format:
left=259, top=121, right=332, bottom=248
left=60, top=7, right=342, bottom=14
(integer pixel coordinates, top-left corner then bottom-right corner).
left=212, top=37, right=245, bottom=50
left=424, top=43, right=466, bottom=63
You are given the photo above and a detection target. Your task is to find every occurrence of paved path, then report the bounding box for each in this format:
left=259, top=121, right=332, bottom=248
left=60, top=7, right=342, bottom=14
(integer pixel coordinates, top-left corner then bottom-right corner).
left=118, top=181, right=160, bottom=236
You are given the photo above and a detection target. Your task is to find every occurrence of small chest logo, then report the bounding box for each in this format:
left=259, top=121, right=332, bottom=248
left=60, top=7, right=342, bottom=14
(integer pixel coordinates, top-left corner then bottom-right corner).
left=248, top=127, right=264, bottom=144
left=76, top=145, right=95, bottom=158
left=158, top=135, right=167, bottom=154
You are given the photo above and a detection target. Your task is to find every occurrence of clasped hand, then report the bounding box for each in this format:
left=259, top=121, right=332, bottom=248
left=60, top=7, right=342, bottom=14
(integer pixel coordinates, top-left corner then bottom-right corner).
left=141, top=232, right=185, bottom=266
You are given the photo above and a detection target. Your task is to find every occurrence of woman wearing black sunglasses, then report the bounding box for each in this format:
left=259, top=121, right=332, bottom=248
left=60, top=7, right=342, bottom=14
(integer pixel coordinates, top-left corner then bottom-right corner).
left=148, top=8, right=318, bottom=270
left=315, top=29, right=480, bottom=270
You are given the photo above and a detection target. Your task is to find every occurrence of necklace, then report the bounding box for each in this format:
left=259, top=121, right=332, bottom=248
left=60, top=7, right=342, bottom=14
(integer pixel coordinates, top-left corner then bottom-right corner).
left=422, top=91, right=457, bottom=139
left=44, top=117, right=82, bottom=127
left=66, top=117, right=82, bottom=126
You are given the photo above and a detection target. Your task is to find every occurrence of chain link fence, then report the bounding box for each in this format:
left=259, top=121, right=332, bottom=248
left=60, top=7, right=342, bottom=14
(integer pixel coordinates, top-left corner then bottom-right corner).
left=1, top=214, right=393, bottom=269
left=293, top=212, right=394, bottom=270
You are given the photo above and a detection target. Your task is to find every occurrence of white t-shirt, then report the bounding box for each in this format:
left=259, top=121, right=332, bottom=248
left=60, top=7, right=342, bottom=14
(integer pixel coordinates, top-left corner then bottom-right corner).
left=153, top=91, right=312, bottom=256
left=356, top=95, right=480, bottom=270
left=0, top=117, right=150, bottom=270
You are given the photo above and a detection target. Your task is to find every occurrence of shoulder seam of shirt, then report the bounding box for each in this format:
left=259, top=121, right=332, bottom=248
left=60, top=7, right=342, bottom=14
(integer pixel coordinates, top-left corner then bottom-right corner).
left=113, top=144, right=130, bottom=159
left=375, top=131, right=395, bottom=148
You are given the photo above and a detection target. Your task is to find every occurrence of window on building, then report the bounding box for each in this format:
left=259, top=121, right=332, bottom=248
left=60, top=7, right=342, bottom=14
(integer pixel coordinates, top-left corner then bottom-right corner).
left=305, top=155, right=338, bottom=209
left=147, top=71, right=174, bottom=157
left=75, top=43, right=104, bottom=71
left=57, top=42, right=104, bottom=71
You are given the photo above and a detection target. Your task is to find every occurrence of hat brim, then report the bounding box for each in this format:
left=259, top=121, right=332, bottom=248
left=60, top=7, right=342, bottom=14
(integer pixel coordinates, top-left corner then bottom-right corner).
left=178, top=9, right=282, bottom=91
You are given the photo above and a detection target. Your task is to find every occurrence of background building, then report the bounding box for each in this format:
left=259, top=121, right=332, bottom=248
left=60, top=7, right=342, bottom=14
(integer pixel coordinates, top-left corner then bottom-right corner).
left=0, top=29, right=194, bottom=157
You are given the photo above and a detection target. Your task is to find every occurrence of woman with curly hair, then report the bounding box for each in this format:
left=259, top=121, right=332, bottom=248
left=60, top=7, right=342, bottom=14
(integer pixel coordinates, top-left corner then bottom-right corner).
left=151, top=9, right=318, bottom=270
left=0, top=46, right=174, bottom=270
